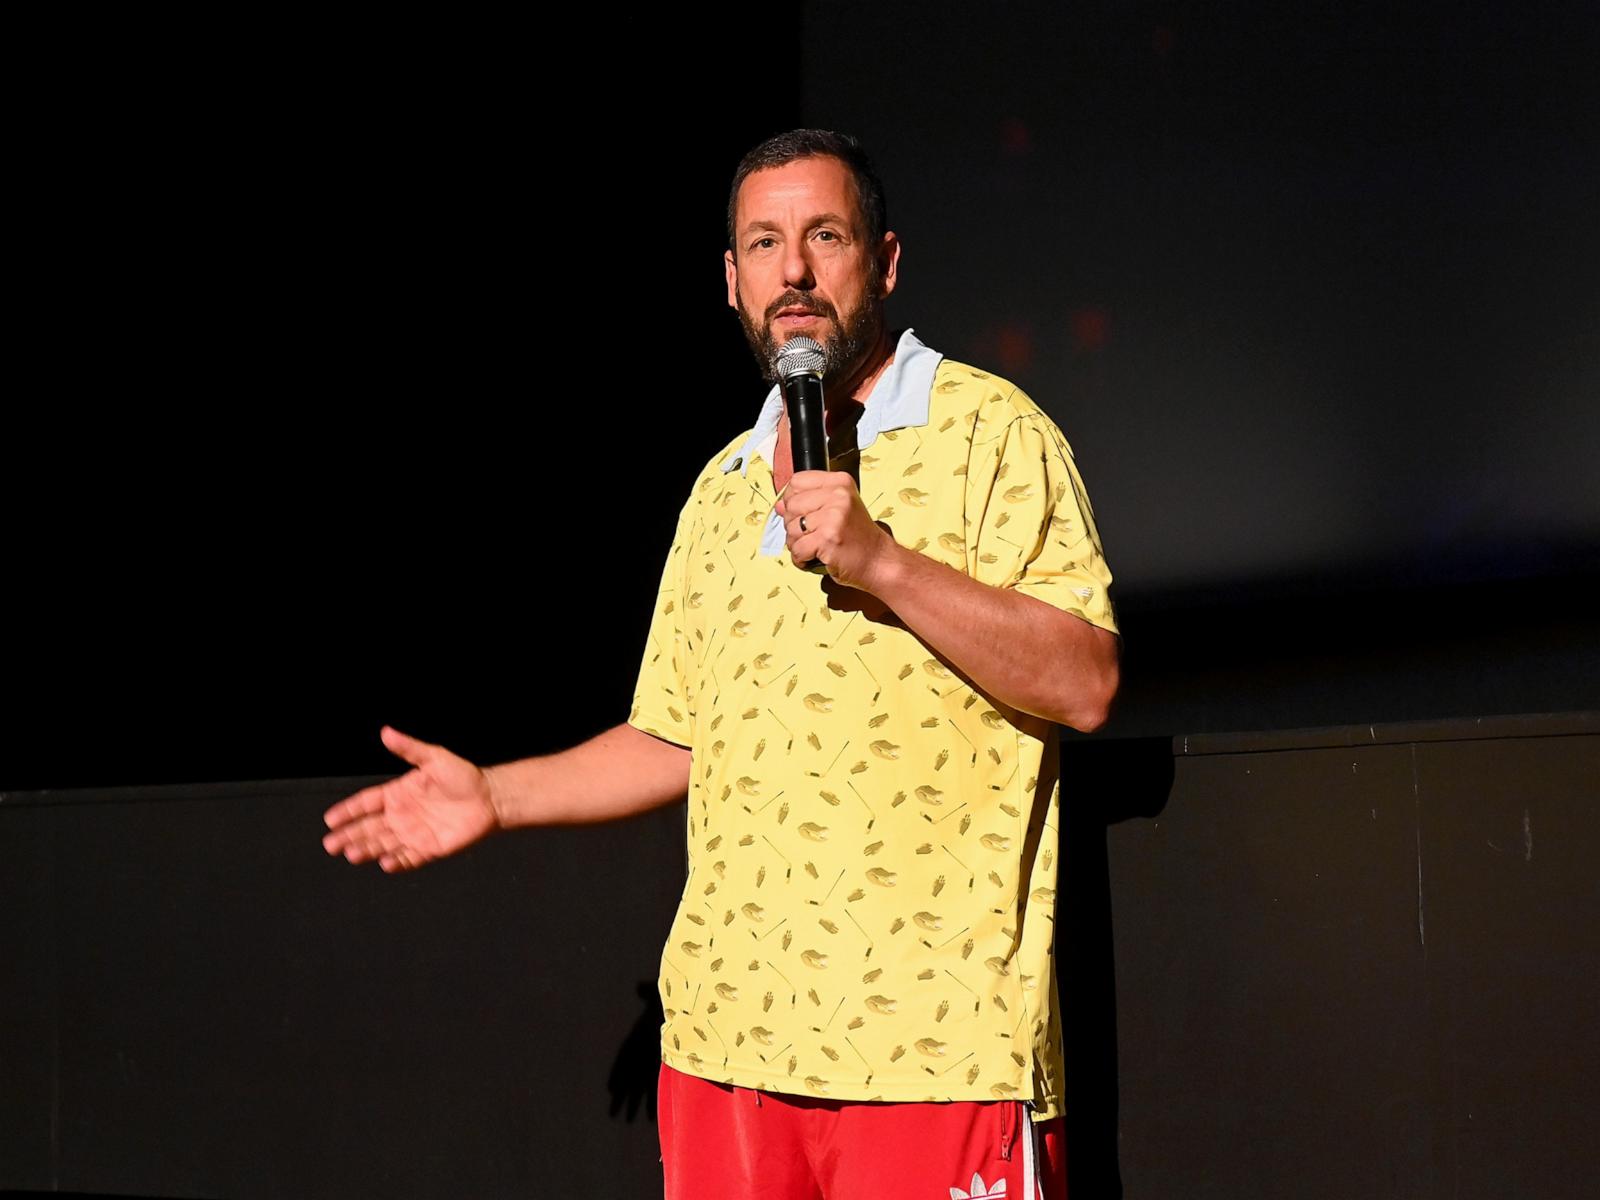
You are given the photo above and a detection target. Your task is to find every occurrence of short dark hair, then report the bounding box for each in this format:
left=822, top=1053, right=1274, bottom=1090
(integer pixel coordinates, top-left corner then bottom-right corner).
left=726, top=129, right=888, bottom=253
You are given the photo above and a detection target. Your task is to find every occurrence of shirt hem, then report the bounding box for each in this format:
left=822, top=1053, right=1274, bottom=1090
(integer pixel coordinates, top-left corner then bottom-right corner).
left=659, top=1043, right=1061, bottom=1121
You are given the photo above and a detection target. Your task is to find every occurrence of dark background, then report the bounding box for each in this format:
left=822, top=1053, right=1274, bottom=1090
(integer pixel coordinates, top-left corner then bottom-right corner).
left=6, top=720, right=1593, bottom=1198
left=7, top=2, right=1596, bottom=792
left=5, top=4, right=1598, bottom=1199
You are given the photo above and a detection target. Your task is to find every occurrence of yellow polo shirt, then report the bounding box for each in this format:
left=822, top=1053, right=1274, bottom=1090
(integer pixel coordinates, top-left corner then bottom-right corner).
left=629, top=330, right=1116, bottom=1119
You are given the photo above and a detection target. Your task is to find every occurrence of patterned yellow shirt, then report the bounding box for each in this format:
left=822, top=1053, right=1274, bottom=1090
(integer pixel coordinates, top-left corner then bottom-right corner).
left=629, top=330, right=1117, bottom=1120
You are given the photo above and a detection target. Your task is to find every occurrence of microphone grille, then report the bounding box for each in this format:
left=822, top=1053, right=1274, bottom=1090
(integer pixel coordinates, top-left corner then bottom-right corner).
left=777, top=336, right=826, bottom=379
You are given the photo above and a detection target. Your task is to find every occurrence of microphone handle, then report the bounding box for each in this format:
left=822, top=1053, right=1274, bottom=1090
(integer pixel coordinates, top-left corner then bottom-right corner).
left=782, top=373, right=829, bottom=573
left=785, top=374, right=830, bottom=472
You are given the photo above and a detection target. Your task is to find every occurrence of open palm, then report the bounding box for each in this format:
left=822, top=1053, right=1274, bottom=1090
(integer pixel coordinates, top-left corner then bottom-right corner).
left=322, top=726, right=498, bottom=872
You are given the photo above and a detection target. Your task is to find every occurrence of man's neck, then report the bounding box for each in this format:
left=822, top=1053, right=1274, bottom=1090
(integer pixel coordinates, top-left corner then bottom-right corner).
left=772, top=328, right=894, bottom=492
left=778, top=327, right=895, bottom=443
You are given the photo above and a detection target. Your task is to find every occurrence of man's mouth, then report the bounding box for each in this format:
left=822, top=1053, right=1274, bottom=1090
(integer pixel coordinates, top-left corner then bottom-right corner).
left=768, top=294, right=834, bottom=324
left=773, top=305, right=831, bottom=332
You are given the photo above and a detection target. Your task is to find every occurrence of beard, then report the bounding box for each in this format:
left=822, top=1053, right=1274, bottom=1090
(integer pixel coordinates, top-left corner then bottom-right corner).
left=737, top=286, right=884, bottom=389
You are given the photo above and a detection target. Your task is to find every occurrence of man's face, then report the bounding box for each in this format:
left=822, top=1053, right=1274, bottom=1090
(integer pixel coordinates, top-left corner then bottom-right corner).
left=724, top=156, right=900, bottom=385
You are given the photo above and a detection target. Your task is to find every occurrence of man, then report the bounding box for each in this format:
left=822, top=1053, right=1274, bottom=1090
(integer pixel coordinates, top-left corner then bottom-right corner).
left=323, top=129, right=1119, bottom=1199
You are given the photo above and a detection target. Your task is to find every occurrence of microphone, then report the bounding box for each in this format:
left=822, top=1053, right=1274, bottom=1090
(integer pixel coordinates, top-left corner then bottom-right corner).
left=777, top=336, right=829, bottom=473
left=776, top=336, right=829, bottom=572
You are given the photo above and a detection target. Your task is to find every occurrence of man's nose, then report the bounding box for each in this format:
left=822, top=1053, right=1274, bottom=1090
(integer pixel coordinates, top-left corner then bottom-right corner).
left=781, top=242, right=815, bottom=289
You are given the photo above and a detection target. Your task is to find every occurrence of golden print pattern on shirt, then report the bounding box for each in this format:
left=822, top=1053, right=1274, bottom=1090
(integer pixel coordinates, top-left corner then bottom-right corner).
left=630, top=360, right=1116, bottom=1118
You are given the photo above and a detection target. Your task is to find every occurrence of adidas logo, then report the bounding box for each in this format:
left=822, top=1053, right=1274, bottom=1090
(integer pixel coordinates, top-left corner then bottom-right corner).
left=949, top=1172, right=1007, bottom=1199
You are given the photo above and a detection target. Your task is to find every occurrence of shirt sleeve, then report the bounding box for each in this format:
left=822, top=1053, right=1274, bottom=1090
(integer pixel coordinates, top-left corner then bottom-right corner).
left=965, top=407, right=1119, bottom=636
left=627, top=494, right=698, bottom=747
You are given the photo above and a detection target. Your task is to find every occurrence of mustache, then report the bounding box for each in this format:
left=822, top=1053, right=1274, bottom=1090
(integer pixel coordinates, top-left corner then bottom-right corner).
left=764, top=292, right=838, bottom=324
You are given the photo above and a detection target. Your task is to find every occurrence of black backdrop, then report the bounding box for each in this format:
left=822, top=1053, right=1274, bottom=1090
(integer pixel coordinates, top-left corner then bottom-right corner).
left=5, top=5, right=1598, bottom=1199
left=9, top=2, right=1595, bottom=793
left=9, top=12, right=801, bottom=790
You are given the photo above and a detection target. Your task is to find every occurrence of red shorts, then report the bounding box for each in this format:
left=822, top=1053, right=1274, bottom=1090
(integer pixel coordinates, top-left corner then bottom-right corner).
left=659, top=1063, right=1066, bottom=1199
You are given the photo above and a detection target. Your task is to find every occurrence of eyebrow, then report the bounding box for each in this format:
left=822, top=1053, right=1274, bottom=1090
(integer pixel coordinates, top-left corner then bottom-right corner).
left=741, top=212, right=854, bottom=239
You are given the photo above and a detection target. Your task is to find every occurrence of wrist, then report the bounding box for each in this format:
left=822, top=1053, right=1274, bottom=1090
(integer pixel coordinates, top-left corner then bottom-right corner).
left=482, top=764, right=513, bottom=830
left=859, top=532, right=915, bottom=598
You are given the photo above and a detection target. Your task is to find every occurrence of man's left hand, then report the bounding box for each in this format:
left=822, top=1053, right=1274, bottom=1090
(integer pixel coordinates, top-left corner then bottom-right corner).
left=777, top=470, right=901, bottom=593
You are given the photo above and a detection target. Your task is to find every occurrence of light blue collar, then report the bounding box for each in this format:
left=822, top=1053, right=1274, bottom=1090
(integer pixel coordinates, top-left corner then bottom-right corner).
left=720, top=328, right=943, bottom=477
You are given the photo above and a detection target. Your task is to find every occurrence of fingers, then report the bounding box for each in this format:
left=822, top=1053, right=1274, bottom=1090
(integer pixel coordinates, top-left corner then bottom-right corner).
left=786, top=514, right=823, bottom=556
left=323, top=752, right=437, bottom=870
left=778, top=472, right=850, bottom=532
left=379, top=724, right=441, bottom=770
left=779, top=472, right=890, bottom=590
left=322, top=811, right=397, bottom=858
left=783, top=487, right=844, bottom=551
left=324, top=778, right=410, bottom=864
left=782, top=470, right=849, bottom=511
left=785, top=506, right=830, bottom=564
left=379, top=847, right=421, bottom=873
left=335, top=830, right=417, bottom=869
left=322, top=783, right=387, bottom=833
left=782, top=475, right=842, bottom=530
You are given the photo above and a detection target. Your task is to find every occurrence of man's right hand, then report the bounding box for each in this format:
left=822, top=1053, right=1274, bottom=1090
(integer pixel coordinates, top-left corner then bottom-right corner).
left=322, top=725, right=499, bottom=873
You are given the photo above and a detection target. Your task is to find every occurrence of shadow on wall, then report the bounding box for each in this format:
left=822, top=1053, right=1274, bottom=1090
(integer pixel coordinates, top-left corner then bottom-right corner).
left=609, top=980, right=666, bottom=1123
left=1061, top=735, right=1176, bottom=1200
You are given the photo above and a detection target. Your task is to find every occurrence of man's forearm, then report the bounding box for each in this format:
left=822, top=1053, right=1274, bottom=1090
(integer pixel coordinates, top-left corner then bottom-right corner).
left=863, top=543, right=1120, bottom=732
left=484, top=721, right=692, bottom=828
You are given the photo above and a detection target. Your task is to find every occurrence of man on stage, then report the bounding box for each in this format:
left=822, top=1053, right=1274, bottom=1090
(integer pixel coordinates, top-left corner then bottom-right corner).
left=323, top=129, right=1119, bottom=1198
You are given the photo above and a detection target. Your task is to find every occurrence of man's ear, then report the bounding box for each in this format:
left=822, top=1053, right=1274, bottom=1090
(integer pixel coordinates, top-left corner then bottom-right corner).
left=724, top=249, right=739, bottom=310
left=877, top=231, right=902, bottom=299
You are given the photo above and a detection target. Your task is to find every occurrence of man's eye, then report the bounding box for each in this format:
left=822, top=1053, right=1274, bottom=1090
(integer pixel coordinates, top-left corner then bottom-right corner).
left=815, top=230, right=837, bottom=242
left=753, top=236, right=776, bottom=250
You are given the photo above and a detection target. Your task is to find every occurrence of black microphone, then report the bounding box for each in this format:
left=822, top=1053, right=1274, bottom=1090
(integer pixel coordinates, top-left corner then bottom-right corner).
left=778, top=336, right=829, bottom=473
left=776, top=336, right=828, bottom=572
